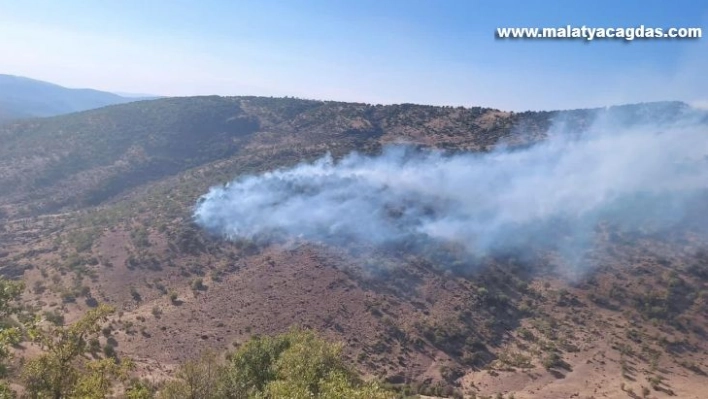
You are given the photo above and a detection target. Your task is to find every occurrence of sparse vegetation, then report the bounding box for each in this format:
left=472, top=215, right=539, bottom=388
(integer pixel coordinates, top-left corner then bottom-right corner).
left=23, top=304, right=128, bottom=398
left=0, top=98, right=706, bottom=397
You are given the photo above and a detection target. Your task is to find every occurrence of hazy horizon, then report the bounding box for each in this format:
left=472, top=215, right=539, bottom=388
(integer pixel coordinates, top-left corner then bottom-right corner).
left=1, top=1, right=706, bottom=111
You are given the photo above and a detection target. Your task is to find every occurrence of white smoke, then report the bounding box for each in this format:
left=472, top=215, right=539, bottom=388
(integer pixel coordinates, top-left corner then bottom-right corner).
left=194, top=107, right=708, bottom=265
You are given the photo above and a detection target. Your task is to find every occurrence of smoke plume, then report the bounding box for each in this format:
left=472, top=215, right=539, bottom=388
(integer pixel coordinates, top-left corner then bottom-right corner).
left=194, top=105, right=708, bottom=269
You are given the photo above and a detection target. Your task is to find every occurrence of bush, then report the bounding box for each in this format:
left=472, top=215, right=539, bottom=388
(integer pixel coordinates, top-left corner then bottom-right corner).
left=542, top=352, right=564, bottom=370
left=130, top=286, right=142, bottom=302
left=103, top=344, right=116, bottom=358
left=191, top=278, right=206, bottom=291
left=159, top=329, right=396, bottom=399
left=43, top=310, right=65, bottom=326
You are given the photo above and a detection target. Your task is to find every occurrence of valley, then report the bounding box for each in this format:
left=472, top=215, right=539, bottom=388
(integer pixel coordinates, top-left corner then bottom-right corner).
left=0, top=97, right=707, bottom=398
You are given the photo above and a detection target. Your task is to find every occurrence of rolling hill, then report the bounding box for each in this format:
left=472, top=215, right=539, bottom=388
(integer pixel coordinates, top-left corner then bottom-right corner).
left=0, top=74, right=153, bottom=121
left=1, top=97, right=707, bottom=398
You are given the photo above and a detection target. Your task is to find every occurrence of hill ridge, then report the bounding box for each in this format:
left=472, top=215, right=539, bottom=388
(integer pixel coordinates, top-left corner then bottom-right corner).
left=0, top=94, right=706, bottom=398
left=0, top=73, right=148, bottom=121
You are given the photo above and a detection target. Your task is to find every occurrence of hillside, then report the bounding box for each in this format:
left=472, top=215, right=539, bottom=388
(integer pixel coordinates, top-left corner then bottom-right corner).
left=1, top=97, right=707, bottom=398
left=0, top=74, right=150, bottom=121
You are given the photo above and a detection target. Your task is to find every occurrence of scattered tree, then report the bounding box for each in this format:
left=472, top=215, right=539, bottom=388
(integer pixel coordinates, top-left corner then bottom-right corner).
left=0, top=277, right=24, bottom=395
left=22, top=303, right=131, bottom=398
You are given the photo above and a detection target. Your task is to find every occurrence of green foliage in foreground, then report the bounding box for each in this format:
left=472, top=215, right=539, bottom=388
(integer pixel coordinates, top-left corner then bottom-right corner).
left=22, top=304, right=134, bottom=399
left=0, top=278, right=24, bottom=395
left=158, top=329, right=395, bottom=399
left=0, top=275, right=133, bottom=399
left=0, top=276, right=394, bottom=399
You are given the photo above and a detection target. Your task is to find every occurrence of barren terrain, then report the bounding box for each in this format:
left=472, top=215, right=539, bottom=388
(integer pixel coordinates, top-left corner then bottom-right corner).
left=1, top=97, right=707, bottom=398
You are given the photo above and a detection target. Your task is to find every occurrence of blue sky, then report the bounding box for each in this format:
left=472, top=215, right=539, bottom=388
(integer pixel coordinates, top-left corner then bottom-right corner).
left=0, top=0, right=706, bottom=111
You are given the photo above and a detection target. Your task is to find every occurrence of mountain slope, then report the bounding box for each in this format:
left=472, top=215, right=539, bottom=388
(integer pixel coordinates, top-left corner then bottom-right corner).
left=0, top=74, right=147, bottom=121
left=0, top=97, right=694, bottom=217
left=1, top=97, right=707, bottom=398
